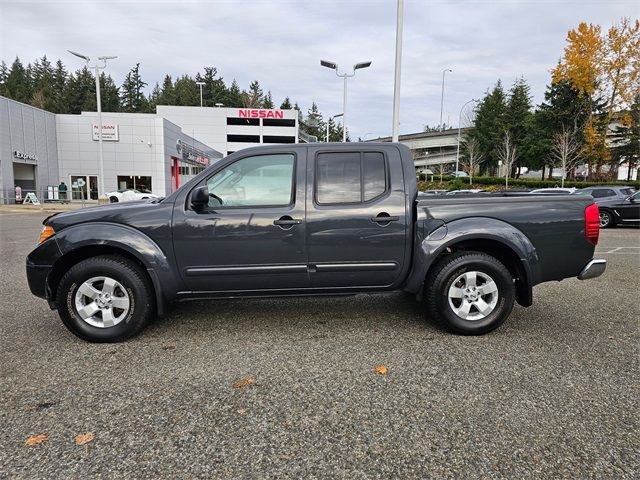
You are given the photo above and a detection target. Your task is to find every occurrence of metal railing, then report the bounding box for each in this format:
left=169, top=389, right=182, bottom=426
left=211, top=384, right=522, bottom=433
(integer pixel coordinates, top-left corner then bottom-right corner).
left=0, top=188, right=98, bottom=205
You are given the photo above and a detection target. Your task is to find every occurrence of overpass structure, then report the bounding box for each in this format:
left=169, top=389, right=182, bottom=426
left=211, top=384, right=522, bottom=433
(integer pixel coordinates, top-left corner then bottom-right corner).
left=367, top=127, right=472, bottom=171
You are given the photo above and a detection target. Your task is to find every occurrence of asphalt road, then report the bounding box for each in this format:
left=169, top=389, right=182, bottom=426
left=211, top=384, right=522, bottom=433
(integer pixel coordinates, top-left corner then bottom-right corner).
left=1, top=211, right=638, bottom=479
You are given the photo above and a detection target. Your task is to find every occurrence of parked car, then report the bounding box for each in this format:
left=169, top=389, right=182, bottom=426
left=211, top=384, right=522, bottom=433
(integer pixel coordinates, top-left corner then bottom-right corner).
left=106, top=189, right=158, bottom=203
left=419, top=189, right=448, bottom=196
left=27, top=143, right=605, bottom=342
left=530, top=187, right=577, bottom=195
left=575, top=186, right=639, bottom=228
left=446, top=189, right=486, bottom=195
left=450, top=171, right=469, bottom=178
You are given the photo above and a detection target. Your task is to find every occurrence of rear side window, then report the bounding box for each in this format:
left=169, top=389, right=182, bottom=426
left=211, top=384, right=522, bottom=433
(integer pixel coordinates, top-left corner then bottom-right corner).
left=620, top=188, right=635, bottom=196
left=591, top=189, right=616, bottom=198
left=315, top=151, right=387, bottom=205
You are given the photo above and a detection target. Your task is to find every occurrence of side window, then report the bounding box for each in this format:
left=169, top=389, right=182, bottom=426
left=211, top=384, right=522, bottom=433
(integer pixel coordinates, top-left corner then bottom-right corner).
left=592, top=189, right=615, bottom=198
left=315, top=151, right=387, bottom=205
left=205, top=154, right=295, bottom=208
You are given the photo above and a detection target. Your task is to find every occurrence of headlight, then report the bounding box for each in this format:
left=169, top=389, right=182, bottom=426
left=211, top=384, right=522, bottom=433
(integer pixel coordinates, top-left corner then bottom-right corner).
left=38, top=225, right=55, bottom=244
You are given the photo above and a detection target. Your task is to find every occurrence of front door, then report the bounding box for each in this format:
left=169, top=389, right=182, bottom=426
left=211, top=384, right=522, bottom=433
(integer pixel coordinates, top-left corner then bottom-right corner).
left=614, top=190, right=640, bottom=221
left=172, top=151, right=309, bottom=292
left=305, top=147, right=409, bottom=289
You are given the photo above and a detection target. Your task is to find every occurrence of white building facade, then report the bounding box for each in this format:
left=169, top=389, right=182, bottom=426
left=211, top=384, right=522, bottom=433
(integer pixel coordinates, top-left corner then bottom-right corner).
left=56, top=111, right=221, bottom=200
left=0, top=96, right=303, bottom=203
left=156, top=106, right=298, bottom=156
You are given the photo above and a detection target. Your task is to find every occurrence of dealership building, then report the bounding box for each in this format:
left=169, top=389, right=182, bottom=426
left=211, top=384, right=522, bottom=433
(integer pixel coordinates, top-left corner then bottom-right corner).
left=0, top=96, right=300, bottom=203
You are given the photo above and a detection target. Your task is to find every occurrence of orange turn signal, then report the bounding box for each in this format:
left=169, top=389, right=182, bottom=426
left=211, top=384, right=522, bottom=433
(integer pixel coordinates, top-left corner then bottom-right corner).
left=38, top=225, right=55, bottom=244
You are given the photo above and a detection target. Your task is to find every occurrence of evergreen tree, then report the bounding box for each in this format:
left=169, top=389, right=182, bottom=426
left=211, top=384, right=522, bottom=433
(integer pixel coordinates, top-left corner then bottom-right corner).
left=100, top=73, right=120, bottom=112
left=226, top=79, right=242, bottom=107
left=196, top=67, right=227, bottom=107
left=505, top=77, right=533, bottom=176
left=280, top=97, right=292, bottom=109
left=468, top=80, right=508, bottom=173
left=120, top=63, right=148, bottom=112
left=173, top=75, right=199, bottom=106
left=4, top=57, right=31, bottom=103
left=51, top=60, right=69, bottom=113
left=301, top=101, right=325, bottom=141
left=63, top=67, right=97, bottom=114
left=241, top=80, right=264, bottom=107
left=263, top=90, right=274, bottom=109
left=155, top=75, right=176, bottom=105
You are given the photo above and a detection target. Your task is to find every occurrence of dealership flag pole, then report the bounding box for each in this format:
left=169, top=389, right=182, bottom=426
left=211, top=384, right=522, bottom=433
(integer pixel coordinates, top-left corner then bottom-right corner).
left=392, top=0, right=403, bottom=142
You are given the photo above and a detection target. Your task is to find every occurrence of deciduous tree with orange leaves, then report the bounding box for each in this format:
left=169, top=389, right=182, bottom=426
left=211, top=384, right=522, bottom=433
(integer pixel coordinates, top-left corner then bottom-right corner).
left=552, top=18, right=639, bottom=176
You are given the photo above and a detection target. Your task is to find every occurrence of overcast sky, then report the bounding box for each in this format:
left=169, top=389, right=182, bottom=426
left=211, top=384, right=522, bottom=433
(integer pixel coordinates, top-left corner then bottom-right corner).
left=1, top=0, right=637, bottom=139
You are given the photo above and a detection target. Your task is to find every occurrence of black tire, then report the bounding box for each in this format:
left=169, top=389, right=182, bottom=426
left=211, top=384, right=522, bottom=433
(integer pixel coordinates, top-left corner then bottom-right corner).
left=425, top=252, right=515, bottom=335
left=109, top=196, right=119, bottom=203
left=599, top=210, right=614, bottom=228
left=56, top=255, right=155, bottom=342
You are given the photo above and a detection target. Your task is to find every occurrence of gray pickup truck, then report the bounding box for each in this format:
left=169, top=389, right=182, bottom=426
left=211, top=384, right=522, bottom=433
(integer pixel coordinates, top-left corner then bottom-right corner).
left=27, top=143, right=605, bottom=342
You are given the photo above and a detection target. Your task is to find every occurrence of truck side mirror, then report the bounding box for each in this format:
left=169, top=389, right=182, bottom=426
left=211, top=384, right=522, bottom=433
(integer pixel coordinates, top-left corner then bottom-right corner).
left=191, top=185, right=209, bottom=210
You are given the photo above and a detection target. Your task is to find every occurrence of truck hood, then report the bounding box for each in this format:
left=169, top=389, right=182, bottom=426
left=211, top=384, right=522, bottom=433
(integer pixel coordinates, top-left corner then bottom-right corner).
left=45, top=199, right=170, bottom=231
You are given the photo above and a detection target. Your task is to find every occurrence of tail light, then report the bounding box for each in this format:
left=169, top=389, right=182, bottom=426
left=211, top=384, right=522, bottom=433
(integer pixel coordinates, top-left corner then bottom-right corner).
left=585, top=203, right=600, bottom=246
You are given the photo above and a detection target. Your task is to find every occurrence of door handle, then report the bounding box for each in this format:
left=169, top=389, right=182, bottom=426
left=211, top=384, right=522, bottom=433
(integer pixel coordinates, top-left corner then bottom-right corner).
left=371, top=213, right=399, bottom=223
left=274, top=216, right=302, bottom=227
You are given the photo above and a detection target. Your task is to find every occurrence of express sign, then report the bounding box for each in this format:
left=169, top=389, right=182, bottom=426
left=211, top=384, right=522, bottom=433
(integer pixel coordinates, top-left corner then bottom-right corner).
left=237, top=109, right=284, bottom=119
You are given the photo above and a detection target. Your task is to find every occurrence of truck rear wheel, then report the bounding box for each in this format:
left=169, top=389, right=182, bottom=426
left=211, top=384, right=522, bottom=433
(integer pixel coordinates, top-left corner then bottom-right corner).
left=425, top=252, right=515, bottom=335
left=55, top=255, right=155, bottom=342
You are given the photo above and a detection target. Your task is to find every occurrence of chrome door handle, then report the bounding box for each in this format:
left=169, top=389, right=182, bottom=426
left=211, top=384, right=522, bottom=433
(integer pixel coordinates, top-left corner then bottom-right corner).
left=371, top=214, right=399, bottom=223
left=274, top=216, right=302, bottom=228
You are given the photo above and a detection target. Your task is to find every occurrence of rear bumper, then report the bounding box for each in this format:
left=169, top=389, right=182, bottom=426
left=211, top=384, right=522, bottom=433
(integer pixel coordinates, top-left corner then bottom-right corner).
left=577, top=258, right=606, bottom=280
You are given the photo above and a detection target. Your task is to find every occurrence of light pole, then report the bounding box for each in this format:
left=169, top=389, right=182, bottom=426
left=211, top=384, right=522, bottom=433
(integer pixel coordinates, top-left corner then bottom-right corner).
left=68, top=50, right=117, bottom=200
left=326, top=113, right=344, bottom=142
left=455, top=98, right=478, bottom=176
left=392, top=0, right=404, bottom=142
left=440, top=68, right=452, bottom=131
left=321, top=59, right=371, bottom=142
left=196, top=81, right=205, bottom=107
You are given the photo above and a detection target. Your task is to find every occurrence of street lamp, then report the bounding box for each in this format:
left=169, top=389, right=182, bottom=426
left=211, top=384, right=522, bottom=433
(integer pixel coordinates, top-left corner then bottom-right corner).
left=455, top=98, right=478, bottom=176
left=320, top=59, right=371, bottom=142
left=392, top=0, right=404, bottom=142
left=68, top=50, right=117, bottom=200
left=196, top=81, right=205, bottom=107
left=326, top=113, right=344, bottom=142
left=440, top=68, right=452, bottom=131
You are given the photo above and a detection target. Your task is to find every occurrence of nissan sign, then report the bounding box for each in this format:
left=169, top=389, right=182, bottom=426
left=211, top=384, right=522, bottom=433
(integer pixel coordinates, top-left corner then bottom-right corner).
left=238, top=109, right=284, bottom=119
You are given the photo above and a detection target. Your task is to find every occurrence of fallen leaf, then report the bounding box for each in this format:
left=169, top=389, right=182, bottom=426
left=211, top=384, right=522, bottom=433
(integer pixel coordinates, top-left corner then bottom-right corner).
left=237, top=408, right=248, bottom=414
left=232, top=377, right=257, bottom=389
left=374, top=365, right=388, bottom=375
left=74, top=432, right=95, bottom=446
left=162, top=344, right=176, bottom=351
left=608, top=336, right=614, bottom=340
left=25, top=434, right=48, bottom=446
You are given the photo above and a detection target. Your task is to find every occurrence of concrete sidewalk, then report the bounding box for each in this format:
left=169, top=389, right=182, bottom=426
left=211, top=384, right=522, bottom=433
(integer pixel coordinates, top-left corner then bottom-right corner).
left=0, top=201, right=97, bottom=214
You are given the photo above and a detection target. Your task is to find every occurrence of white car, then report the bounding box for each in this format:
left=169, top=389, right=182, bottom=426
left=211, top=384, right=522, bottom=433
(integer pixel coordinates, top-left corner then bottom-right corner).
left=107, top=189, right=158, bottom=203
left=530, top=187, right=577, bottom=195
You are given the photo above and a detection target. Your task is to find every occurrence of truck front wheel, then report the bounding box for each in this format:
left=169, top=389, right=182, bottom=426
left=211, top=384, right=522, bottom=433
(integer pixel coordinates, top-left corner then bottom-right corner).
left=55, top=255, right=155, bottom=342
left=425, top=252, right=515, bottom=335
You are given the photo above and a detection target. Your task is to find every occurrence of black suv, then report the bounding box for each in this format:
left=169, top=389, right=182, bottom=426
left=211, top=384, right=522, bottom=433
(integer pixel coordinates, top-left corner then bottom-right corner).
left=576, top=186, right=639, bottom=228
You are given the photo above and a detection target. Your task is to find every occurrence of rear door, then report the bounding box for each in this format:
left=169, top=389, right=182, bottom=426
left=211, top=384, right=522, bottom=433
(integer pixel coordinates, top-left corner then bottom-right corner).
left=305, top=146, right=409, bottom=289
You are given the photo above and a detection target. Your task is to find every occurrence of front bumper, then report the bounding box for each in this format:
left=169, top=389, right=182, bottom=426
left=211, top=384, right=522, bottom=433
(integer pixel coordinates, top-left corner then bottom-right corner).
left=577, top=258, right=606, bottom=280
left=26, top=263, right=53, bottom=299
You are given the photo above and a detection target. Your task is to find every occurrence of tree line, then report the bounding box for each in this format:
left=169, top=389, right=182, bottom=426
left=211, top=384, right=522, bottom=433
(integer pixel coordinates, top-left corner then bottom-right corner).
left=0, top=57, right=347, bottom=141
left=463, top=18, right=639, bottom=181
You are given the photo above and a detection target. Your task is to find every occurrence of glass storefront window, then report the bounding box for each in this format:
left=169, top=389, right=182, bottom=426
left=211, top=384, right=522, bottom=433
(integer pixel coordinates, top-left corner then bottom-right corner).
left=117, top=176, right=153, bottom=193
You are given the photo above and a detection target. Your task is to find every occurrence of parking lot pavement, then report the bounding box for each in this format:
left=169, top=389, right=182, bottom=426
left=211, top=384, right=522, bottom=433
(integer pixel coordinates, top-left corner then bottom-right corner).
left=1, top=212, right=638, bottom=479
